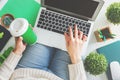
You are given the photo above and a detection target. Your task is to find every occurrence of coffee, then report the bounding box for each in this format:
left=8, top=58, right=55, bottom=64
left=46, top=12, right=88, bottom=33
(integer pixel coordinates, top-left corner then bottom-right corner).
left=9, top=18, right=37, bottom=45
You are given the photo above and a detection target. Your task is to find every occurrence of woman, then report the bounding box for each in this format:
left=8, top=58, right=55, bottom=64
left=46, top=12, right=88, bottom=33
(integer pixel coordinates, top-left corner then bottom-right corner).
left=0, top=25, right=87, bottom=80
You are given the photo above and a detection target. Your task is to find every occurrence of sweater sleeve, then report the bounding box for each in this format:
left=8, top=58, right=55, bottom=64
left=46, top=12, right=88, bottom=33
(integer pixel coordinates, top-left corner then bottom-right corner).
left=0, top=52, right=22, bottom=80
left=68, top=60, right=87, bottom=80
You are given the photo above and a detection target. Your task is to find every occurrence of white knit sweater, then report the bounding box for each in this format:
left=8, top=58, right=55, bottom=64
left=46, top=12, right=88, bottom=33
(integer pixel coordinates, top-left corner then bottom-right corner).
left=0, top=52, right=87, bottom=80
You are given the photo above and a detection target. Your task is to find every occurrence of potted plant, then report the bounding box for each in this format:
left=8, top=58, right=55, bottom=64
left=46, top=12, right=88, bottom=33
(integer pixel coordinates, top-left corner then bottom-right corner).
left=94, top=27, right=116, bottom=42
left=106, top=2, right=120, bottom=25
left=84, top=52, right=108, bottom=75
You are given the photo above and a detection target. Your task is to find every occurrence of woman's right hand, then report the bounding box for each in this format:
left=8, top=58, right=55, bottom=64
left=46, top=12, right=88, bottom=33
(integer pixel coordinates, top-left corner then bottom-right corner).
left=64, top=25, right=87, bottom=64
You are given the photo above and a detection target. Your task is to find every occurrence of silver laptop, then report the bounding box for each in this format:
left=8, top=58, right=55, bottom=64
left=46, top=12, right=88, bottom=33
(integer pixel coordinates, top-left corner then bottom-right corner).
left=34, top=0, right=104, bottom=56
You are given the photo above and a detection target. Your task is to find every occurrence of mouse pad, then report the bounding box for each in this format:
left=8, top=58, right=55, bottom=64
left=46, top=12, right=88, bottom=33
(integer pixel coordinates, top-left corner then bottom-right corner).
left=97, top=41, right=120, bottom=64
left=0, top=25, right=11, bottom=52
left=97, top=41, right=120, bottom=80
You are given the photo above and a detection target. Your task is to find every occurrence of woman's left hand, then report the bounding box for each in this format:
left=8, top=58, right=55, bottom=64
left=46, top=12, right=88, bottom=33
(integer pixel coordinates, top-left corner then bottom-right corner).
left=13, top=37, right=26, bottom=55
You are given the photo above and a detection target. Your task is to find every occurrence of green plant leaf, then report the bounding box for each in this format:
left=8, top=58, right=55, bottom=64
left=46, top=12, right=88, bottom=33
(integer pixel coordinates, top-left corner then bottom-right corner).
left=103, top=36, right=106, bottom=41
left=98, top=29, right=102, bottom=35
left=99, top=34, right=103, bottom=38
left=111, top=34, right=116, bottom=36
left=0, top=47, right=13, bottom=66
left=84, top=52, right=108, bottom=75
left=0, top=32, right=4, bottom=39
left=106, top=2, right=120, bottom=25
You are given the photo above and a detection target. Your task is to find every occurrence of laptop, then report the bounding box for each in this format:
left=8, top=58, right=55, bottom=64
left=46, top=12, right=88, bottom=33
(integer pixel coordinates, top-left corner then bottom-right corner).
left=34, top=0, right=104, bottom=56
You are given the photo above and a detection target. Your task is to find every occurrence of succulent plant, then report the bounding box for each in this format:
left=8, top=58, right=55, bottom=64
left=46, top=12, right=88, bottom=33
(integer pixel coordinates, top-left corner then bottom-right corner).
left=84, top=52, right=108, bottom=75
left=106, top=2, right=120, bottom=25
left=98, top=29, right=116, bottom=41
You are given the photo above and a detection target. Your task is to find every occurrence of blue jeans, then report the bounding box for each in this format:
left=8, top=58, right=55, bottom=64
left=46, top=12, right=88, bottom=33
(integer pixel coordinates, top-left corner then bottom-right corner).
left=16, top=43, right=71, bottom=80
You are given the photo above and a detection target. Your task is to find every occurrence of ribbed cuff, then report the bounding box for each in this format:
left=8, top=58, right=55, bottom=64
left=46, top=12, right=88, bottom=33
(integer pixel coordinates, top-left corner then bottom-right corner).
left=68, top=61, right=87, bottom=80
left=13, top=68, right=63, bottom=80
left=4, top=52, right=22, bottom=69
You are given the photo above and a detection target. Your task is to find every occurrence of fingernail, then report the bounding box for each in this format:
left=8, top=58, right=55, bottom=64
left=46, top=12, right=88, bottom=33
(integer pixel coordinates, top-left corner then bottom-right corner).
left=20, top=37, right=23, bottom=40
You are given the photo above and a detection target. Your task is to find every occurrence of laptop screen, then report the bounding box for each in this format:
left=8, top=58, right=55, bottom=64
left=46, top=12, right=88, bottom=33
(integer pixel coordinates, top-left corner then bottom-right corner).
left=43, top=0, right=102, bottom=20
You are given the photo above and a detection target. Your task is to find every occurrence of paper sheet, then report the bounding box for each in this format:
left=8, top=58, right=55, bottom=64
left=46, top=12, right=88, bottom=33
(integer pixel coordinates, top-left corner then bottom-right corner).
left=35, top=0, right=40, bottom=4
left=0, top=0, right=8, bottom=10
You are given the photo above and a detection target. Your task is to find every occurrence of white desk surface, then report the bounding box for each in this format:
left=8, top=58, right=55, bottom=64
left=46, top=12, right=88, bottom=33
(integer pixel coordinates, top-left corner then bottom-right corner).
left=86, top=0, right=120, bottom=80
left=1, top=0, right=120, bottom=80
left=86, top=0, right=120, bottom=55
left=0, top=0, right=8, bottom=10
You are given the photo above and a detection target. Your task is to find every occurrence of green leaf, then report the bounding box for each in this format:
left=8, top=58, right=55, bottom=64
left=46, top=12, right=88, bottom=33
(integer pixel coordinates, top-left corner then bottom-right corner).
left=103, top=36, right=106, bottom=41
left=0, top=47, right=14, bottom=66
left=106, top=2, right=120, bottom=25
left=0, top=32, right=4, bottom=39
left=2, top=47, right=14, bottom=58
left=84, top=52, right=108, bottom=75
left=98, top=29, right=102, bottom=35
left=111, top=34, right=116, bottom=36
left=99, top=35, right=103, bottom=38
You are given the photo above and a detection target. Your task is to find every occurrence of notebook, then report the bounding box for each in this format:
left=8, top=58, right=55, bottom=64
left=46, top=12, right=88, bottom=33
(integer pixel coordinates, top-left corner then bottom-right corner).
left=97, top=41, right=120, bottom=80
left=0, top=0, right=40, bottom=26
left=0, top=25, right=11, bottom=52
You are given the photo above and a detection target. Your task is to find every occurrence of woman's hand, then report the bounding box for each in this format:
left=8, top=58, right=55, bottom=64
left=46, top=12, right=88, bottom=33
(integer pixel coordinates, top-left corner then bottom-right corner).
left=64, top=25, right=87, bottom=64
left=13, top=37, right=26, bottom=55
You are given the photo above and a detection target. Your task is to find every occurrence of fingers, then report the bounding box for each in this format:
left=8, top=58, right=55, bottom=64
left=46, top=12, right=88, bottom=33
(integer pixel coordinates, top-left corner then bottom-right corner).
left=74, top=25, right=78, bottom=38
left=15, top=37, right=23, bottom=44
left=66, top=25, right=87, bottom=42
left=78, top=30, right=83, bottom=40
left=82, top=35, right=87, bottom=43
left=64, top=33, right=69, bottom=42
left=69, top=27, right=73, bottom=40
left=19, top=37, right=23, bottom=41
left=64, top=33, right=69, bottom=46
left=74, top=25, right=83, bottom=40
left=78, top=30, right=87, bottom=42
left=17, top=37, right=23, bottom=42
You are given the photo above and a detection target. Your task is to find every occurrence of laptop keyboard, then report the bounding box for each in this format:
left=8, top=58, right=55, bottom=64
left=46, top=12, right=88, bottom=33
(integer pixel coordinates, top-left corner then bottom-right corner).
left=37, top=9, right=91, bottom=36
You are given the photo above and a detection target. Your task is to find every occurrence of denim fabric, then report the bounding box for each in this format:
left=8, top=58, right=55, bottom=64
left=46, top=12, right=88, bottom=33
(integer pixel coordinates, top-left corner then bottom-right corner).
left=16, top=43, right=71, bottom=80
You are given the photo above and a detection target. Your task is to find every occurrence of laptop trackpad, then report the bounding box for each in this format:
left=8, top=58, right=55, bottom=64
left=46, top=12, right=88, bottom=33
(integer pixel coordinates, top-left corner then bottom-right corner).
left=34, top=28, right=87, bottom=57
left=34, top=29, right=66, bottom=51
